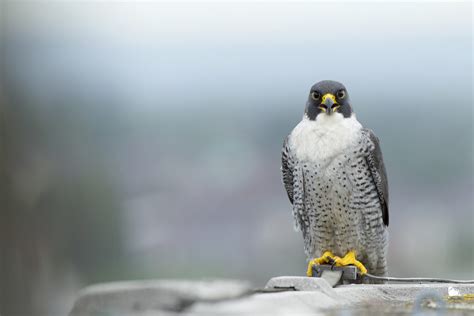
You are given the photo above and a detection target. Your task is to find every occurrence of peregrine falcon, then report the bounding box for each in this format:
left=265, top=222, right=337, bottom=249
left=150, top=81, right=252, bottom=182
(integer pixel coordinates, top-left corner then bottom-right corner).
left=281, top=80, right=389, bottom=279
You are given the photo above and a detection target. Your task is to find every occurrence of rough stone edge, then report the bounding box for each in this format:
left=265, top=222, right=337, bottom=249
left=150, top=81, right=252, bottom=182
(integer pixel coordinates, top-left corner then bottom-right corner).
left=69, top=279, right=254, bottom=316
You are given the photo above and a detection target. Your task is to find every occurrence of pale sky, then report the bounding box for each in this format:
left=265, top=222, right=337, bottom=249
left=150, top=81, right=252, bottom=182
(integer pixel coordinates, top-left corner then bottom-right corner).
left=3, top=1, right=472, bottom=110
left=6, top=2, right=471, bottom=42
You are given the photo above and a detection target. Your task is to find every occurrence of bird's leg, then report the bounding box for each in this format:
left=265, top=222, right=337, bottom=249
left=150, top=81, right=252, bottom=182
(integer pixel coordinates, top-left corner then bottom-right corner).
left=306, top=251, right=340, bottom=277
left=334, top=250, right=368, bottom=275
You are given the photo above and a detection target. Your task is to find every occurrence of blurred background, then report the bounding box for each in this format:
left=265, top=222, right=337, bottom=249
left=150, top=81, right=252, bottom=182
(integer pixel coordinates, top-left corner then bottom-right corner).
left=0, top=1, right=472, bottom=315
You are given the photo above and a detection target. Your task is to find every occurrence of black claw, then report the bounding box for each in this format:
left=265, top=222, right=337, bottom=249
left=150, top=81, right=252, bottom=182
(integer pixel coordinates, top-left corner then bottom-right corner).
left=326, top=256, right=336, bottom=266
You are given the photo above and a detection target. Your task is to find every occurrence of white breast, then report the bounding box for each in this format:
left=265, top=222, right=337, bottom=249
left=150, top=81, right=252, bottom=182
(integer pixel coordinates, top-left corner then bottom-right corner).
left=289, top=113, right=363, bottom=162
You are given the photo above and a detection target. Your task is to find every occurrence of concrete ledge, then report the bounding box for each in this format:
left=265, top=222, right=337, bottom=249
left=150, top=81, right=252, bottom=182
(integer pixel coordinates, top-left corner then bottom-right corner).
left=69, top=279, right=252, bottom=316
left=69, top=277, right=474, bottom=316
left=265, top=276, right=338, bottom=298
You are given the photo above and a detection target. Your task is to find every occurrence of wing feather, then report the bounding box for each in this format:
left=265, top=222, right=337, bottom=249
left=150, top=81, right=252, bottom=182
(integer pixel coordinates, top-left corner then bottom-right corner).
left=281, top=136, right=294, bottom=204
left=363, top=129, right=389, bottom=226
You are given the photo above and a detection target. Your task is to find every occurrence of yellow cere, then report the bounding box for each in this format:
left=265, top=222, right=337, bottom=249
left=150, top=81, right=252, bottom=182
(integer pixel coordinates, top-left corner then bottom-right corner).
left=322, top=93, right=337, bottom=103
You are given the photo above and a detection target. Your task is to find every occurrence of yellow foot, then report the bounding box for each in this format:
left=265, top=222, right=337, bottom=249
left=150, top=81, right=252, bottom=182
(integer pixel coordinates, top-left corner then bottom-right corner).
left=334, top=250, right=368, bottom=275
left=306, top=251, right=340, bottom=277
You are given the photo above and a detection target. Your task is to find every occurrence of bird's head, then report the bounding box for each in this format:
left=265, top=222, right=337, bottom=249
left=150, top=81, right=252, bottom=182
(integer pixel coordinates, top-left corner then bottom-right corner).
left=305, top=80, right=353, bottom=120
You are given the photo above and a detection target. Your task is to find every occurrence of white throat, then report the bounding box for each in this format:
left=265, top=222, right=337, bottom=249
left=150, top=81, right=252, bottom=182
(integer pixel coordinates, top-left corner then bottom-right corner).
left=289, top=113, right=362, bottom=162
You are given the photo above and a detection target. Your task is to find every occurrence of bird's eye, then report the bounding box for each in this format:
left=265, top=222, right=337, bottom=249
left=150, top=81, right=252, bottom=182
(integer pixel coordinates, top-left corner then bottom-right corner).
left=311, top=91, right=321, bottom=101
left=337, top=90, right=346, bottom=99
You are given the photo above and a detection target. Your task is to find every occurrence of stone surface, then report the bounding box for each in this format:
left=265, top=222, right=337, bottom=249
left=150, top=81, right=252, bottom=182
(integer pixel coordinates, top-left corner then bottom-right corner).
left=69, top=277, right=474, bottom=316
left=265, top=276, right=337, bottom=295
left=69, top=279, right=252, bottom=316
left=189, top=291, right=338, bottom=316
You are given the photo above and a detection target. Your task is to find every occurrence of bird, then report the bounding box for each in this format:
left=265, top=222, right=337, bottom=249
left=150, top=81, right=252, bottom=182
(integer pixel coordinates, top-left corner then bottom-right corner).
left=281, top=80, right=389, bottom=280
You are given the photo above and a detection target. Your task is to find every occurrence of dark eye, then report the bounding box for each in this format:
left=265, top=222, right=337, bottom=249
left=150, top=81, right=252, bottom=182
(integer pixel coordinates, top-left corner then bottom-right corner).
left=311, top=91, right=321, bottom=101
left=337, top=90, right=346, bottom=99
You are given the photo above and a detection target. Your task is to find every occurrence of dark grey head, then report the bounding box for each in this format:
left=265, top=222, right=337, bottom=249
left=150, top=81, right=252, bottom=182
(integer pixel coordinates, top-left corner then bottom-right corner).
left=305, top=80, right=353, bottom=120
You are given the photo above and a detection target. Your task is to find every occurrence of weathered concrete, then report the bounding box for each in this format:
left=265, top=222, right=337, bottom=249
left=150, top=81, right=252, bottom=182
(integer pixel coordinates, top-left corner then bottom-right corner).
left=69, top=279, right=252, bottom=316
left=69, top=277, right=474, bottom=316
left=265, top=276, right=337, bottom=295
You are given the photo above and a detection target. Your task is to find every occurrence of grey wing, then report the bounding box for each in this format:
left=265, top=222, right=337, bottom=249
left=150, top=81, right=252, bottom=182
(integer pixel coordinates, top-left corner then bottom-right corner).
left=281, top=136, right=294, bottom=204
left=281, top=137, right=309, bottom=246
left=363, top=129, right=389, bottom=226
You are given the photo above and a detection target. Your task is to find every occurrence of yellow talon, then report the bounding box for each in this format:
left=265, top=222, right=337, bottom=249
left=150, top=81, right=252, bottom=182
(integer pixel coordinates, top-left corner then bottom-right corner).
left=306, top=250, right=367, bottom=276
left=306, top=251, right=338, bottom=277
left=334, top=250, right=368, bottom=275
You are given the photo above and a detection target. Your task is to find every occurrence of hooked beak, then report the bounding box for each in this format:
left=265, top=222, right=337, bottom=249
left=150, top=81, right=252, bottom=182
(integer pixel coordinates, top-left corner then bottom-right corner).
left=319, top=93, right=339, bottom=115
